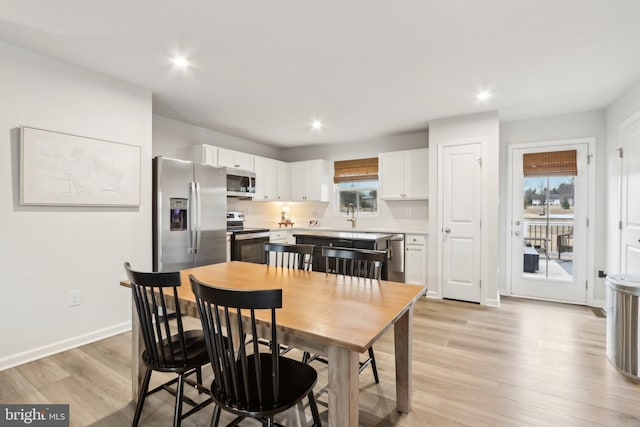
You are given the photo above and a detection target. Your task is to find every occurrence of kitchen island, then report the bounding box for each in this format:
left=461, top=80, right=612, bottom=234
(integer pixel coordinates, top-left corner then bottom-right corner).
left=293, top=230, right=395, bottom=278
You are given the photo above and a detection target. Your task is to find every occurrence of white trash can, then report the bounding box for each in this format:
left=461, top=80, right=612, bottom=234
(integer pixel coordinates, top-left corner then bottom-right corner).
left=606, top=274, right=640, bottom=380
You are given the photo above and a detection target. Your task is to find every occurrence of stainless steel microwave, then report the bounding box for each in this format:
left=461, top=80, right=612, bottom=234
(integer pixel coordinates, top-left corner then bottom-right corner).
left=226, top=169, right=256, bottom=197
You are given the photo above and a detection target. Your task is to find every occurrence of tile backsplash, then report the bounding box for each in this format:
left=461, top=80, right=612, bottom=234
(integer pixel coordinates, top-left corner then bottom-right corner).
left=227, top=198, right=428, bottom=232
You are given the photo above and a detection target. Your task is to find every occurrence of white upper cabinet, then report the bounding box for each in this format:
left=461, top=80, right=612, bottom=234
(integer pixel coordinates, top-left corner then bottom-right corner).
left=254, top=157, right=290, bottom=201
left=191, top=144, right=218, bottom=166
left=254, top=156, right=278, bottom=201
left=190, top=144, right=253, bottom=171
left=218, top=148, right=254, bottom=171
left=275, top=160, right=290, bottom=201
left=290, top=160, right=330, bottom=201
left=379, top=148, right=428, bottom=200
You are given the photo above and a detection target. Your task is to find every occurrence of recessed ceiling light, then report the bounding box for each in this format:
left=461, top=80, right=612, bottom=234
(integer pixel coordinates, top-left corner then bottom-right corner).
left=476, top=90, right=492, bottom=101
left=310, top=119, right=324, bottom=131
left=172, top=56, right=190, bottom=68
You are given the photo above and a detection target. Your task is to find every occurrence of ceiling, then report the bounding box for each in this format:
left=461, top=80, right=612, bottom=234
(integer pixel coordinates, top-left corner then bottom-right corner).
left=1, top=1, right=640, bottom=148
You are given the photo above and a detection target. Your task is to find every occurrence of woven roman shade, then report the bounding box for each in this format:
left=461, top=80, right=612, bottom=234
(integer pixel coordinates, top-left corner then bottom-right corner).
left=333, top=157, right=379, bottom=183
left=523, top=150, right=577, bottom=177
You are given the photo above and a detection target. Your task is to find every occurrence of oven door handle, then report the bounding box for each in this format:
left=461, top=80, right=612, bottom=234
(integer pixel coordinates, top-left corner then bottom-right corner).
left=233, top=232, right=271, bottom=241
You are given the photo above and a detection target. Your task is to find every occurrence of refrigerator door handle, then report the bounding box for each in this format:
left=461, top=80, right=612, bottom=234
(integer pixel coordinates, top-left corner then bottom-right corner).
left=189, top=182, right=197, bottom=254
left=194, top=182, right=202, bottom=253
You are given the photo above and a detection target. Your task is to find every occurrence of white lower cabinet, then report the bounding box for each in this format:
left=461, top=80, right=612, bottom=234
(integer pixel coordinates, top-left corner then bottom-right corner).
left=405, top=234, right=427, bottom=286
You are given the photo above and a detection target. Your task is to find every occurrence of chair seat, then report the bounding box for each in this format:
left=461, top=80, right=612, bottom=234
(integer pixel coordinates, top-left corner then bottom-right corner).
left=143, top=329, right=210, bottom=370
left=211, top=353, right=317, bottom=415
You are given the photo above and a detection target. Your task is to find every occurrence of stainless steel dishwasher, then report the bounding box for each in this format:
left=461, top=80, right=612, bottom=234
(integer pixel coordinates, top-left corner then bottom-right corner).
left=388, top=234, right=405, bottom=282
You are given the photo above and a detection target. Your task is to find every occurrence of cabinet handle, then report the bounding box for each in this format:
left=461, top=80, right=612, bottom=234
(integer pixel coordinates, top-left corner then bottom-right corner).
left=264, top=195, right=268, bottom=199
left=234, top=164, right=240, bottom=168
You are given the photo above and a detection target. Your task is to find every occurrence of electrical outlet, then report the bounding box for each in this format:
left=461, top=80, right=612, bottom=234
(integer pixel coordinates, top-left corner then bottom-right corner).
left=69, top=290, right=81, bottom=307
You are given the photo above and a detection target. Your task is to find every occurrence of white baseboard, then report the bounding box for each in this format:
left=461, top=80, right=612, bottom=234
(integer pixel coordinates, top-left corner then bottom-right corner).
left=426, top=290, right=441, bottom=299
left=0, top=321, right=132, bottom=371
left=592, top=299, right=606, bottom=310
left=484, top=298, right=500, bottom=307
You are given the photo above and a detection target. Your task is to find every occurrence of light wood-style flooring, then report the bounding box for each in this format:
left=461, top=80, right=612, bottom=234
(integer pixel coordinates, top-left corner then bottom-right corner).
left=2, top=297, right=639, bottom=426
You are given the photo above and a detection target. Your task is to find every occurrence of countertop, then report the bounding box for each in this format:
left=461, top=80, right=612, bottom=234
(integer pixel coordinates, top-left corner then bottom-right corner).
left=268, top=226, right=428, bottom=236
left=292, top=230, right=397, bottom=241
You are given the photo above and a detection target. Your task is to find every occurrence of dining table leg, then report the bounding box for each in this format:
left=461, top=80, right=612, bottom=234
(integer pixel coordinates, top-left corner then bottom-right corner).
left=328, top=346, right=359, bottom=426
left=394, top=306, right=413, bottom=413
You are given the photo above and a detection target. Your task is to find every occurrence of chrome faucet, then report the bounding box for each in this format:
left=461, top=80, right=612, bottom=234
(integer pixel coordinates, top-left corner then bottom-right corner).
left=346, top=203, right=357, bottom=228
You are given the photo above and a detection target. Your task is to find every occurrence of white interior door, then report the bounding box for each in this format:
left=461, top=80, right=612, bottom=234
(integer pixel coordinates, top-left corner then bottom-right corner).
left=441, top=142, right=482, bottom=302
left=620, top=114, right=640, bottom=274
left=509, top=143, right=589, bottom=303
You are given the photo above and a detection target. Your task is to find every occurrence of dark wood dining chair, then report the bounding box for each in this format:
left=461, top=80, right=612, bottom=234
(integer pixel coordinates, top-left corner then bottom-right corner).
left=323, top=246, right=387, bottom=280
left=190, top=275, right=322, bottom=427
left=304, top=246, right=388, bottom=384
left=262, top=242, right=315, bottom=355
left=264, top=242, right=314, bottom=271
left=124, top=262, right=212, bottom=427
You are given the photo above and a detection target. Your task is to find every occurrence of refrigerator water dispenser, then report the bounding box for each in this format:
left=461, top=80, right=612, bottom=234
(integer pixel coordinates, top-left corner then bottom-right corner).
left=170, top=198, right=188, bottom=231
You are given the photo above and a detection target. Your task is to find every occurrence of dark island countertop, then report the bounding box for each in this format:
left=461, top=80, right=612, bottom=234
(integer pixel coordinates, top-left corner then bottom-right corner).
left=292, top=230, right=396, bottom=241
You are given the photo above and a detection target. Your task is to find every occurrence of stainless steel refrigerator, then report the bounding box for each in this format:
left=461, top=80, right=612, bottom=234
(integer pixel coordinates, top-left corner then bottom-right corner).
left=153, top=157, right=227, bottom=272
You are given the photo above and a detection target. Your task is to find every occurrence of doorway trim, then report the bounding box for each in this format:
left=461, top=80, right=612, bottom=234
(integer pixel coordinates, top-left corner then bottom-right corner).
left=505, top=137, right=596, bottom=305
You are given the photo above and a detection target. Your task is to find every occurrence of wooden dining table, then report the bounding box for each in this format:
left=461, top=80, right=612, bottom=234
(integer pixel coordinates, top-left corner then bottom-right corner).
left=121, top=261, right=427, bottom=426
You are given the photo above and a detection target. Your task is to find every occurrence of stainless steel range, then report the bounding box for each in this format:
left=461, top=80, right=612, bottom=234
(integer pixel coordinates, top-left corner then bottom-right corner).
left=227, top=211, right=270, bottom=264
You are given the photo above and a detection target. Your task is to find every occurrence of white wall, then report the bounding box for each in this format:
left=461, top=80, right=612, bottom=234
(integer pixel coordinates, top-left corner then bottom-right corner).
left=281, top=130, right=428, bottom=162
left=428, top=112, right=500, bottom=306
left=153, top=115, right=282, bottom=160
left=499, top=110, right=607, bottom=304
left=605, top=77, right=640, bottom=278
left=0, top=41, right=152, bottom=370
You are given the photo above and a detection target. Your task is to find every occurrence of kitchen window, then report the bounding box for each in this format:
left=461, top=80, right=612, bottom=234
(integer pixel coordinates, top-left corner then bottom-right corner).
left=336, top=180, right=378, bottom=214
left=334, top=157, right=379, bottom=215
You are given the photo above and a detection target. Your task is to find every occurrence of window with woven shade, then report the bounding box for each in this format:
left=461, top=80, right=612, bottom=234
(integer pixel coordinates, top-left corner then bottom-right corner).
left=333, top=158, right=378, bottom=182
left=523, top=150, right=577, bottom=177
left=334, top=158, right=379, bottom=215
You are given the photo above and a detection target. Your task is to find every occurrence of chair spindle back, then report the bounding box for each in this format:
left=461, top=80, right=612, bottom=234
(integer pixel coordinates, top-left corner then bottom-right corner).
left=322, top=246, right=388, bottom=280
left=124, top=262, right=187, bottom=368
left=190, top=275, right=283, bottom=410
left=264, top=243, right=314, bottom=271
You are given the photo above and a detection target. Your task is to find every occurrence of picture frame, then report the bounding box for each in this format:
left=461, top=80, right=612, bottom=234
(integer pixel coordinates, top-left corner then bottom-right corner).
left=20, top=126, right=141, bottom=206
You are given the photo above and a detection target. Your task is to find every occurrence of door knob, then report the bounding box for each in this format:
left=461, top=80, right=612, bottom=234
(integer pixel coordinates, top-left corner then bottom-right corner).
left=444, top=228, right=451, bottom=233
left=514, top=231, right=521, bottom=236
